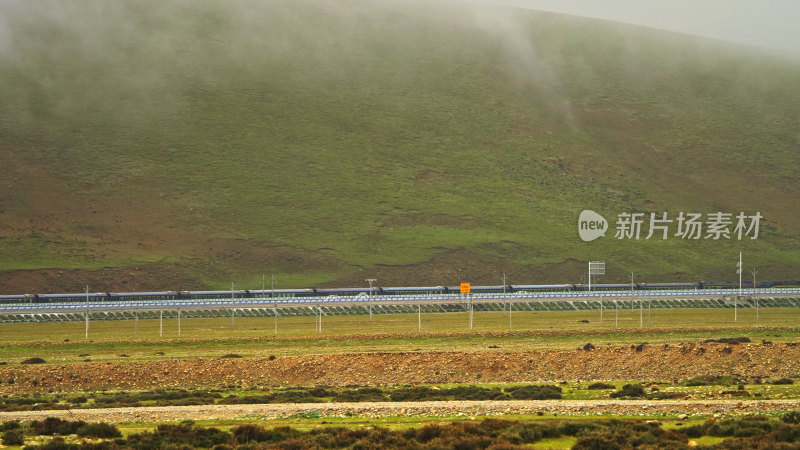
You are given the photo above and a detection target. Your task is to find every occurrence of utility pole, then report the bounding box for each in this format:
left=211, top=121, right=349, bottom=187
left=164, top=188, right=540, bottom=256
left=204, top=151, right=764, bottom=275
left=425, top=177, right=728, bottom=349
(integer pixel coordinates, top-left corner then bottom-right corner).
left=366, top=279, right=377, bottom=321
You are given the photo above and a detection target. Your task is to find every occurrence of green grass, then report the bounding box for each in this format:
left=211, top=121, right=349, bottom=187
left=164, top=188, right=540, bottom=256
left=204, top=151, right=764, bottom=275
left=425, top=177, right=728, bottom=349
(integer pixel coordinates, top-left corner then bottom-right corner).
left=1, top=0, right=799, bottom=291
left=0, top=308, right=798, bottom=363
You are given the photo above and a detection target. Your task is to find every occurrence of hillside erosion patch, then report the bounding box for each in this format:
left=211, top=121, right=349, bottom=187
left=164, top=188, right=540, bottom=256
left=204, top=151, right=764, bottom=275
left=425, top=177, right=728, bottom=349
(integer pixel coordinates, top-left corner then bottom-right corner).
left=2, top=343, right=799, bottom=394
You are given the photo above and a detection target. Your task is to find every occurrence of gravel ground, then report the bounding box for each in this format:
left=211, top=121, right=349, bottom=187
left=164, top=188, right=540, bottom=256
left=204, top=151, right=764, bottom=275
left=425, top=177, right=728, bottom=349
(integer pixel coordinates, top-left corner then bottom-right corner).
left=1, top=399, right=800, bottom=424
left=3, top=343, right=800, bottom=394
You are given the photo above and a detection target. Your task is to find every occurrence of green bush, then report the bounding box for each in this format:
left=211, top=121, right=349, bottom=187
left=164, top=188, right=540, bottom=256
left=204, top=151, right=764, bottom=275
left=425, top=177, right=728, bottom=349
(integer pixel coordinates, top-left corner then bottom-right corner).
left=505, top=385, right=562, bottom=400
left=682, top=375, right=739, bottom=386
left=20, top=357, right=46, bottom=364
left=334, top=387, right=386, bottom=402
left=1, top=429, right=24, bottom=446
left=609, top=384, right=645, bottom=398
left=76, top=422, right=122, bottom=438
left=29, top=417, right=86, bottom=436
left=126, top=424, right=232, bottom=448
left=587, top=382, right=615, bottom=390
left=781, top=411, right=800, bottom=424
left=0, top=420, right=20, bottom=431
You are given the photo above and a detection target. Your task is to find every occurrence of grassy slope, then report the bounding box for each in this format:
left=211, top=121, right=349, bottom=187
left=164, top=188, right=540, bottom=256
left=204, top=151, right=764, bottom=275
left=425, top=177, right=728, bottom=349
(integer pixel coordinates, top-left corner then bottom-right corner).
left=0, top=0, right=799, bottom=292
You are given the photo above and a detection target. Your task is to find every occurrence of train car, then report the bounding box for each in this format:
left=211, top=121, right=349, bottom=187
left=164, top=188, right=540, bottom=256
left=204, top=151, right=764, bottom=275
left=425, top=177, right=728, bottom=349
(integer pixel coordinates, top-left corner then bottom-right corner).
left=573, top=283, right=632, bottom=291
left=180, top=290, right=250, bottom=299
left=0, top=294, right=36, bottom=304
left=510, top=284, right=573, bottom=292
left=380, top=286, right=446, bottom=296
left=314, top=287, right=372, bottom=296
left=760, top=281, right=800, bottom=288
left=636, top=282, right=699, bottom=291
left=36, top=292, right=110, bottom=303
left=467, top=285, right=507, bottom=294
left=698, top=282, right=740, bottom=290
left=247, top=288, right=316, bottom=298
left=108, top=291, right=179, bottom=301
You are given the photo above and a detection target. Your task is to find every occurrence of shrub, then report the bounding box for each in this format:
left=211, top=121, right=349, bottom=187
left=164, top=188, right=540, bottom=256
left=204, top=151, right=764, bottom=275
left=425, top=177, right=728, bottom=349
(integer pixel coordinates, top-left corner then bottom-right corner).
left=126, top=424, right=232, bottom=448
left=2, top=429, right=24, bottom=446
left=588, top=382, right=615, bottom=390
left=443, top=386, right=506, bottom=401
left=221, top=354, right=243, bottom=359
left=505, top=385, right=562, bottom=400
left=781, top=411, right=800, bottom=424
left=583, top=343, right=596, bottom=351
left=29, top=417, right=86, bottom=436
left=609, top=384, right=645, bottom=398
left=77, top=422, right=122, bottom=438
left=232, top=425, right=302, bottom=443
left=769, top=378, right=794, bottom=385
left=0, top=420, right=20, bottom=431
left=391, top=386, right=446, bottom=402
left=21, top=357, right=46, bottom=364
left=682, top=375, right=739, bottom=386
left=334, top=387, right=386, bottom=402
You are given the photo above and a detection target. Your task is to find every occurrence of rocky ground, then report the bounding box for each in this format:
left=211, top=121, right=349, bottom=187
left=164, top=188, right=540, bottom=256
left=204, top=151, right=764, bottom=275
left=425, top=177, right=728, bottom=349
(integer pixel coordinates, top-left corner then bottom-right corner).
left=2, top=342, right=799, bottom=394
left=2, top=399, right=799, bottom=424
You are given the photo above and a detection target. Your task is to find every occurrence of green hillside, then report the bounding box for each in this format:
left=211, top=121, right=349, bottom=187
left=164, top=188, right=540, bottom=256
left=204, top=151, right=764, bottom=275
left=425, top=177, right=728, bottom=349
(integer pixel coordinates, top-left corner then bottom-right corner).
left=1, top=0, right=799, bottom=293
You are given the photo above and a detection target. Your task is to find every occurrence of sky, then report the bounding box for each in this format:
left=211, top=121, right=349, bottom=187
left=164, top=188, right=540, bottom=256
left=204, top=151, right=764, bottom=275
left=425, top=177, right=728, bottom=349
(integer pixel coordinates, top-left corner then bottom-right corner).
left=464, top=0, right=800, bottom=54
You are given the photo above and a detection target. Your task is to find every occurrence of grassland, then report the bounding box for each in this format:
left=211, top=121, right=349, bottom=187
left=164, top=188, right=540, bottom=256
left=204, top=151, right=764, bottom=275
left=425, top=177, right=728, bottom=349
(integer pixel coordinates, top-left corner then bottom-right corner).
left=0, top=308, right=798, bottom=363
left=1, top=0, right=799, bottom=293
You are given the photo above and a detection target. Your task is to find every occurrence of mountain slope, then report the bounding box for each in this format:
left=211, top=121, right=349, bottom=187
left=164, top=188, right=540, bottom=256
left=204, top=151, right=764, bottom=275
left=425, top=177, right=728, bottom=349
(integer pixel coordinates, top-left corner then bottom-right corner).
left=1, top=0, right=798, bottom=292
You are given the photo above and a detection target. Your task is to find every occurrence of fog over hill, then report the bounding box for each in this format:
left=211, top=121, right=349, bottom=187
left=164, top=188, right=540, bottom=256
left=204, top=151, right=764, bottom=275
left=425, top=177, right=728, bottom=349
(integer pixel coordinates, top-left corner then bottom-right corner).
left=0, top=0, right=798, bottom=292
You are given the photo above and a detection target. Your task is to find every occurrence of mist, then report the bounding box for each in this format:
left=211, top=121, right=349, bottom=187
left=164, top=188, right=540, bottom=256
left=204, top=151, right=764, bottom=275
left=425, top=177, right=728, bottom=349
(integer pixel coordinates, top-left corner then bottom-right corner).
left=0, top=0, right=577, bottom=133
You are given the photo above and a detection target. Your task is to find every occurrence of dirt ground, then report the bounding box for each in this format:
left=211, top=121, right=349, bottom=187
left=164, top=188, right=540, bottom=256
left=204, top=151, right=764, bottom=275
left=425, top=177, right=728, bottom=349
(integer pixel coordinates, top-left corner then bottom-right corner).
left=2, top=342, right=798, bottom=395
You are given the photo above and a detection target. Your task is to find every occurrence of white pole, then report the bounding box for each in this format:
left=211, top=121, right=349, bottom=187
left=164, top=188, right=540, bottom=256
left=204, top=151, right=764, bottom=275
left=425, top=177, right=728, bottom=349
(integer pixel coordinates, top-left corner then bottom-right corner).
left=366, top=279, right=376, bottom=321
left=615, top=300, right=618, bottom=328
left=509, top=299, right=512, bottom=329
left=178, top=309, right=181, bottom=337
left=272, top=275, right=277, bottom=335
left=85, top=285, right=89, bottom=339
left=231, top=282, right=235, bottom=327
left=588, top=263, right=592, bottom=292
left=630, top=272, right=635, bottom=312
left=160, top=310, right=163, bottom=337
left=469, top=296, right=473, bottom=330
left=418, top=303, right=421, bottom=331
left=135, top=311, right=138, bottom=338
left=502, top=273, right=507, bottom=316
left=736, top=252, right=742, bottom=322
left=752, top=268, right=758, bottom=323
